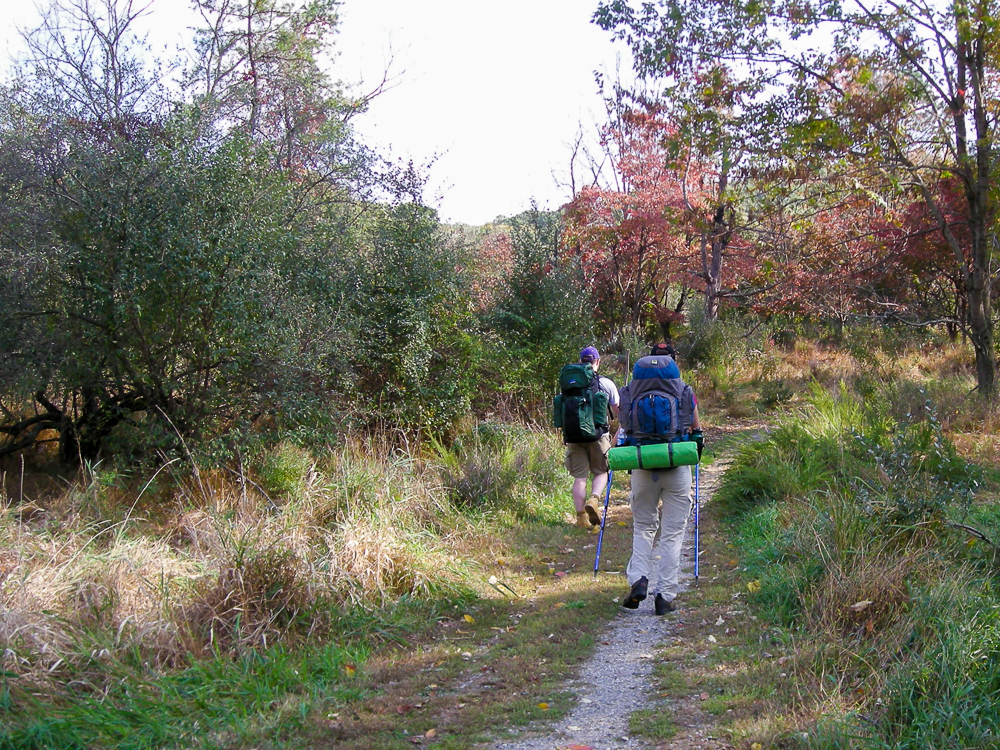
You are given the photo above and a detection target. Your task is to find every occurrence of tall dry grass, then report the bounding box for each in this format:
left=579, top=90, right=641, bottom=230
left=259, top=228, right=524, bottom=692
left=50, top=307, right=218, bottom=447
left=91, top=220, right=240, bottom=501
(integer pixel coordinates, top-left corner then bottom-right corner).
left=0, top=425, right=564, bottom=692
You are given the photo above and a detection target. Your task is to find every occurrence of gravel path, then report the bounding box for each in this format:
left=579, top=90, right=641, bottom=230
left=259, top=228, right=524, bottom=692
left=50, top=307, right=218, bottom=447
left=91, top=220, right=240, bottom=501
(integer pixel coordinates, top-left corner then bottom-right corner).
left=484, top=461, right=724, bottom=750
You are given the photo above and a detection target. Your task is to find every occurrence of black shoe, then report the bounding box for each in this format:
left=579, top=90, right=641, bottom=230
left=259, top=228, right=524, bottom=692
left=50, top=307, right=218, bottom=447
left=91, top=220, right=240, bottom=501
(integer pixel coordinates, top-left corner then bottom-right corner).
left=622, top=577, right=648, bottom=609
left=654, top=594, right=675, bottom=615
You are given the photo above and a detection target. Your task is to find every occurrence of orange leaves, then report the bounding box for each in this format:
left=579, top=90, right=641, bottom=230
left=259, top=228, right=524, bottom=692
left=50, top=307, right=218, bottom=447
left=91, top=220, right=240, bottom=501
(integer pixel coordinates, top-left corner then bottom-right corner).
left=560, top=108, right=723, bottom=332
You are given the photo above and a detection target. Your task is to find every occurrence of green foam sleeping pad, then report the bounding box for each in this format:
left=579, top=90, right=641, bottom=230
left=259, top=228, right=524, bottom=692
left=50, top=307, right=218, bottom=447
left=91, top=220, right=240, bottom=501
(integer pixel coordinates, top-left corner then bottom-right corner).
left=607, top=441, right=699, bottom=471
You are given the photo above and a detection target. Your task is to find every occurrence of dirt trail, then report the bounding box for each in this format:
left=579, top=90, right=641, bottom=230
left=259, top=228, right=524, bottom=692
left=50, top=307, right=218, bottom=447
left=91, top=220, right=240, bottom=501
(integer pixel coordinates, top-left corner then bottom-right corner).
left=483, top=457, right=733, bottom=750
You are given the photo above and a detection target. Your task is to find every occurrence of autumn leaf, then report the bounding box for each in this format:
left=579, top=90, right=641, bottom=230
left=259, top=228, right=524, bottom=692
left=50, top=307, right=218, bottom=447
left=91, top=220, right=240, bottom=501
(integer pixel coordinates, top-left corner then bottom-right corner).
left=344, top=664, right=356, bottom=677
left=537, top=702, right=550, bottom=710
left=747, top=580, right=761, bottom=594
left=849, top=600, right=873, bottom=612
left=463, top=614, right=475, bottom=623
left=425, top=728, right=437, bottom=739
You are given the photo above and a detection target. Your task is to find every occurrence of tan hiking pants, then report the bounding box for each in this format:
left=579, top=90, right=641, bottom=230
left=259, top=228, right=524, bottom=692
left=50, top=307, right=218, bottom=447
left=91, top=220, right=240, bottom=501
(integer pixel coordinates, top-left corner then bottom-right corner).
left=625, top=465, right=692, bottom=601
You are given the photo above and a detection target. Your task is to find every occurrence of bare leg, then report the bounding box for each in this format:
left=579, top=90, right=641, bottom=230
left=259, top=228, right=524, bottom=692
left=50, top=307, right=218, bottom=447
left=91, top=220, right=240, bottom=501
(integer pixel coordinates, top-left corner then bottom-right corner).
left=572, top=477, right=588, bottom=513
left=590, top=472, right=608, bottom=499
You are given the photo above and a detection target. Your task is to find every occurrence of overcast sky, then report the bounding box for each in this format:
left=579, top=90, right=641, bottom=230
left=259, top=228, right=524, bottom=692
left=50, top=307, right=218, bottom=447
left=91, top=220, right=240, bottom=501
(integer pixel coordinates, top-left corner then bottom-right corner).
left=1, top=0, right=633, bottom=225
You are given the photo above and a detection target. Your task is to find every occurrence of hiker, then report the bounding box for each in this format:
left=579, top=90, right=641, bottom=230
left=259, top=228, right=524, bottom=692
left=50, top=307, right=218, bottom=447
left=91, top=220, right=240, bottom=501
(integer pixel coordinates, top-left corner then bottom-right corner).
left=557, top=346, right=620, bottom=530
left=618, top=343, right=702, bottom=615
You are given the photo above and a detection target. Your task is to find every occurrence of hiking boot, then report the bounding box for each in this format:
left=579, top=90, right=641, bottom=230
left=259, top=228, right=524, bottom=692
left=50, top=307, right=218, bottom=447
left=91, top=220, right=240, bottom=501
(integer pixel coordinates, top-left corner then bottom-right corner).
left=584, top=494, right=602, bottom=526
left=575, top=511, right=592, bottom=530
left=654, top=594, right=675, bottom=615
left=621, top=576, right=648, bottom=609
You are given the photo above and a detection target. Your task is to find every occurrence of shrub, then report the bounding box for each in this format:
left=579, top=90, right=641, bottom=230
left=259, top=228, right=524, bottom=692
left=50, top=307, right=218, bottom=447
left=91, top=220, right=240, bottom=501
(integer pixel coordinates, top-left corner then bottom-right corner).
left=436, top=422, right=562, bottom=518
left=256, top=442, right=315, bottom=502
left=759, top=379, right=794, bottom=409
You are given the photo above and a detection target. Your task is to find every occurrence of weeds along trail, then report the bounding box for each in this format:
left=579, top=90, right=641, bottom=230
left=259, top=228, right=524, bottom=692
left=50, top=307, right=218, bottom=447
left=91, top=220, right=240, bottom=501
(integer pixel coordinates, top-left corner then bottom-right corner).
left=0, top=427, right=571, bottom=748
left=4, top=370, right=994, bottom=749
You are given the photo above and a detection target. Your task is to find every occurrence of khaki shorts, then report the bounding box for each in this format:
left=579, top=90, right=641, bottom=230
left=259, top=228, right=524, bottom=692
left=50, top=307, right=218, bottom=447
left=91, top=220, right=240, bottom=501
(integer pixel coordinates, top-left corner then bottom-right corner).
left=564, top=433, right=612, bottom=478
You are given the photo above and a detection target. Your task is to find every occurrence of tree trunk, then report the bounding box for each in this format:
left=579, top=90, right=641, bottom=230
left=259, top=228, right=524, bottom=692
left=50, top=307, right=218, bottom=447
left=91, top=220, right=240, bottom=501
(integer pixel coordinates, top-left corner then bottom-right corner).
left=955, top=8, right=997, bottom=395
left=702, top=205, right=728, bottom=321
left=966, top=224, right=995, bottom=394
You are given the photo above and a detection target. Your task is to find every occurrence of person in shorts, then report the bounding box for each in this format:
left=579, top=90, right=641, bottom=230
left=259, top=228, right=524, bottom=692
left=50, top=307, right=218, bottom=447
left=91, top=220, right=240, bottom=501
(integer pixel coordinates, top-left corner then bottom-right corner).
left=564, top=346, right=619, bottom=530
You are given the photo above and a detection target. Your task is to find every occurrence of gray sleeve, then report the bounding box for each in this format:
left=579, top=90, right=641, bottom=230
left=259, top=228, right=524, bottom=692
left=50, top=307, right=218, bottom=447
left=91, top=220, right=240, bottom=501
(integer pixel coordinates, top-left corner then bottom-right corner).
left=618, top=384, right=631, bottom=433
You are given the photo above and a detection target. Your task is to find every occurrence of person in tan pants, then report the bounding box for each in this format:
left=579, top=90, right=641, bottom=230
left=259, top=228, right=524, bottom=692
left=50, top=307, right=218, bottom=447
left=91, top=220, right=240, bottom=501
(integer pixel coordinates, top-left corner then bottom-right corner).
left=624, top=464, right=695, bottom=613
left=618, top=343, right=701, bottom=614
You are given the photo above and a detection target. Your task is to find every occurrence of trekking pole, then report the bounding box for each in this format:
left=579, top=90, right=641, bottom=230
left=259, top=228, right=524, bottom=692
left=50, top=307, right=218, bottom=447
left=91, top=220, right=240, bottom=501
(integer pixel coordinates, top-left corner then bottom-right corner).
left=593, top=469, right=613, bottom=579
left=694, top=463, right=700, bottom=584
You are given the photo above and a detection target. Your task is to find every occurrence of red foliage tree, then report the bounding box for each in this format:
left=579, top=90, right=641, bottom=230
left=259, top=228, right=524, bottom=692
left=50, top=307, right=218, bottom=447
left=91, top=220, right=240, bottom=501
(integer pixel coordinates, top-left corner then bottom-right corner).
left=562, top=109, right=714, bottom=338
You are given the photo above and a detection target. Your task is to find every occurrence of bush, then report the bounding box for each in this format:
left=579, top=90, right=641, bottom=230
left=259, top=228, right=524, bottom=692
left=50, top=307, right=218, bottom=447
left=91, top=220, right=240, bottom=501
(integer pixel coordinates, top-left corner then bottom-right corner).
left=721, top=376, right=995, bottom=750
left=478, top=208, right=593, bottom=409
left=759, top=379, right=794, bottom=409
left=437, top=423, right=563, bottom=519
left=257, top=442, right=315, bottom=501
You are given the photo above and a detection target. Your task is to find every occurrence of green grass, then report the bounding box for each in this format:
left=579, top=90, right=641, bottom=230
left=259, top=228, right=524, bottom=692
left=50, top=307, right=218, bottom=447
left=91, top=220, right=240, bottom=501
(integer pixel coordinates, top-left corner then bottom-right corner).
left=714, top=380, right=1000, bottom=749
left=0, top=642, right=366, bottom=750
left=651, top=662, right=689, bottom=694
left=628, top=707, right=679, bottom=739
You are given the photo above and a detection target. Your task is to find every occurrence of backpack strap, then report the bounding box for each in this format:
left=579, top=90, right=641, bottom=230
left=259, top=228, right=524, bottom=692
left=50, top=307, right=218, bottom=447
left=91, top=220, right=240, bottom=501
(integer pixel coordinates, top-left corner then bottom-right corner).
left=592, top=375, right=609, bottom=436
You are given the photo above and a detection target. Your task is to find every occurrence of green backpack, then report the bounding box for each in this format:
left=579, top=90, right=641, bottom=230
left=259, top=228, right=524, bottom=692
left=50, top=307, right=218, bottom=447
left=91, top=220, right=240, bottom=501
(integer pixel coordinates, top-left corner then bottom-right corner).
left=553, top=363, right=609, bottom=443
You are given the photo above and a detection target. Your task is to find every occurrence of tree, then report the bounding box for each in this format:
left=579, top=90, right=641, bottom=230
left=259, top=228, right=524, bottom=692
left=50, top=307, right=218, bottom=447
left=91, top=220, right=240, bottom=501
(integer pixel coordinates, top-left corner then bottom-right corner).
left=563, top=107, right=699, bottom=337
left=481, top=207, right=593, bottom=406
left=756, top=190, right=904, bottom=337
left=348, top=199, right=481, bottom=436
left=0, top=0, right=398, bottom=463
left=595, top=0, right=1000, bottom=394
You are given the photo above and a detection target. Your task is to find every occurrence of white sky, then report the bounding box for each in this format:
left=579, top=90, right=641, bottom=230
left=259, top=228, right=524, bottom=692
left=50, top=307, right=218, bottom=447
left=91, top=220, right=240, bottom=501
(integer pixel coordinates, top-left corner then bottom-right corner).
left=1, top=0, right=633, bottom=226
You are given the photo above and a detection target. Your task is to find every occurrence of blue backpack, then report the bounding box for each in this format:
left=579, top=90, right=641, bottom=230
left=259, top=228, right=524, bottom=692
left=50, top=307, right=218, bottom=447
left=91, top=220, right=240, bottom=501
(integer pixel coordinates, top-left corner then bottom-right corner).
left=619, top=355, right=694, bottom=446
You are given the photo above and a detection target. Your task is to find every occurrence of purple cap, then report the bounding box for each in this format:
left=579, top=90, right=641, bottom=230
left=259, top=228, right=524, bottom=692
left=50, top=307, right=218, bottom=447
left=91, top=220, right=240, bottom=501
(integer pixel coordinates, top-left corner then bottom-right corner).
left=580, top=346, right=600, bottom=362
